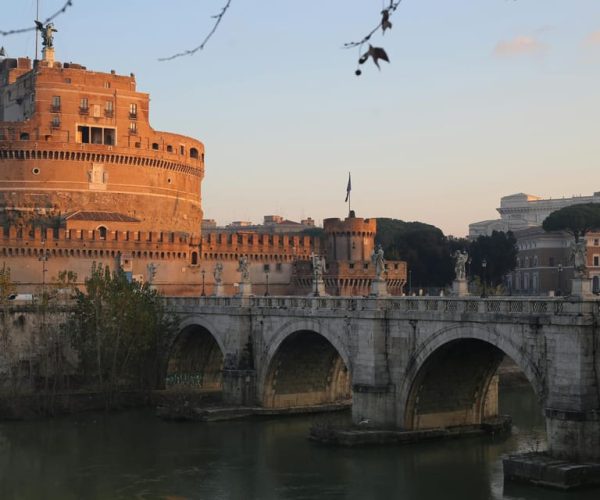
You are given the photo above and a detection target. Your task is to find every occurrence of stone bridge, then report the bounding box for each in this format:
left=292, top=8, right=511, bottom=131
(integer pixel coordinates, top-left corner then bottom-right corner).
left=164, top=295, right=600, bottom=462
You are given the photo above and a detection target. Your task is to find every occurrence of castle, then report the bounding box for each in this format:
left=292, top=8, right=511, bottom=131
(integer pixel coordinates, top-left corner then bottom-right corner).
left=0, top=38, right=406, bottom=296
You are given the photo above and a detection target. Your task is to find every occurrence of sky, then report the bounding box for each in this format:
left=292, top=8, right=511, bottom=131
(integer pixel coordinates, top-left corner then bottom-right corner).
left=2, top=0, right=600, bottom=236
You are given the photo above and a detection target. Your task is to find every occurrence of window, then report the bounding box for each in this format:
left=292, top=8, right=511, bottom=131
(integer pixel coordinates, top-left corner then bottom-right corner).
left=263, top=264, right=270, bottom=272
left=152, top=142, right=159, bottom=150
left=595, top=239, right=600, bottom=246
left=191, top=252, right=198, bottom=265
left=20, top=132, right=29, bottom=140
left=51, top=115, right=60, bottom=128
left=190, top=147, right=199, bottom=159
left=105, top=101, right=114, bottom=117
left=51, top=95, right=61, bottom=111
left=129, top=103, right=137, bottom=119
left=594, top=255, right=600, bottom=267
left=349, top=263, right=355, bottom=269
left=97, top=226, right=107, bottom=239
left=179, top=145, right=185, bottom=155
left=91, top=127, right=103, bottom=144
left=363, top=263, right=369, bottom=270
left=549, top=257, right=555, bottom=267
left=276, top=263, right=282, bottom=272
left=166, top=145, right=173, bottom=153
left=77, top=125, right=116, bottom=145
left=80, top=97, right=89, bottom=113
left=129, top=122, right=137, bottom=134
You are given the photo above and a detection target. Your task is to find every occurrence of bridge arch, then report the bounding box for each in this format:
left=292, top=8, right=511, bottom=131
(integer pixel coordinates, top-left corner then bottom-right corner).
left=259, top=320, right=352, bottom=409
left=165, top=317, right=226, bottom=392
left=400, top=324, right=545, bottom=430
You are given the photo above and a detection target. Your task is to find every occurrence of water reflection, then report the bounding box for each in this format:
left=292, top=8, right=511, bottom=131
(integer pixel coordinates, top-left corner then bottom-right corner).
left=0, top=385, right=597, bottom=500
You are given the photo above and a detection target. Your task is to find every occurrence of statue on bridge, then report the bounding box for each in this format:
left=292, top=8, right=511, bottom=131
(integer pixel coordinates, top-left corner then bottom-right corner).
left=371, top=244, right=386, bottom=280
left=238, top=255, right=250, bottom=283
left=213, top=262, right=223, bottom=285
left=311, top=253, right=325, bottom=281
left=453, top=250, right=469, bottom=281
left=571, top=239, right=588, bottom=278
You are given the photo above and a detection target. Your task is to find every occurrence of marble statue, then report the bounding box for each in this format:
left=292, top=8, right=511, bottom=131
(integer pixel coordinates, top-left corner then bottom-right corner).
left=453, top=250, right=469, bottom=281
left=571, top=239, right=587, bottom=278
left=213, top=262, right=223, bottom=285
left=312, top=253, right=325, bottom=280
left=371, top=244, right=386, bottom=279
left=238, top=255, right=250, bottom=282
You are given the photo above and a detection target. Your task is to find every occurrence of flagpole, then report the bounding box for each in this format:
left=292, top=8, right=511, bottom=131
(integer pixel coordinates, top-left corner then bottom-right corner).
left=348, top=185, right=351, bottom=217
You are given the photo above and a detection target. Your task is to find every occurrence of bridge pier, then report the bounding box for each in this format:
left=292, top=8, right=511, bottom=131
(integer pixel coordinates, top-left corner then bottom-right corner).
left=546, top=409, right=600, bottom=462
left=222, top=369, right=256, bottom=406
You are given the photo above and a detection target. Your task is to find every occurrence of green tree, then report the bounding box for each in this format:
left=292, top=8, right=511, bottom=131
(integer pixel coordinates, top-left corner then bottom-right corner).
left=69, top=263, right=175, bottom=409
left=376, top=218, right=455, bottom=288
left=542, top=203, right=600, bottom=242
left=468, top=231, right=518, bottom=287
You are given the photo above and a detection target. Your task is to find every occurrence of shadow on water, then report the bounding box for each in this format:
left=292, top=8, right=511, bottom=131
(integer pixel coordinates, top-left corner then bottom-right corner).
left=0, top=385, right=597, bottom=500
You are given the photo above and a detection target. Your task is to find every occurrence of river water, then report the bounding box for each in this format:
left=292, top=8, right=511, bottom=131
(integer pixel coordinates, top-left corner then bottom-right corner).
left=0, top=385, right=597, bottom=500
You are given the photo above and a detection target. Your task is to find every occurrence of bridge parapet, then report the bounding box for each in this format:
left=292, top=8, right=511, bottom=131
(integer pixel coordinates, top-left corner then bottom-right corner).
left=164, top=295, right=599, bottom=317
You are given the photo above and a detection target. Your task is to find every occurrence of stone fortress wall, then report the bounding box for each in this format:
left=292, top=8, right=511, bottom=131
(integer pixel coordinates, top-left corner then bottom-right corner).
left=0, top=56, right=204, bottom=234
left=0, top=50, right=407, bottom=297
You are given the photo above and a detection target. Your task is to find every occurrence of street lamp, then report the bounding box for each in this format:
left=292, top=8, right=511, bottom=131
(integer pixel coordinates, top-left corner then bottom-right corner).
left=557, top=264, right=563, bottom=296
left=201, top=269, right=206, bottom=297
left=264, top=271, right=270, bottom=296
left=481, top=259, right=487, bottom=298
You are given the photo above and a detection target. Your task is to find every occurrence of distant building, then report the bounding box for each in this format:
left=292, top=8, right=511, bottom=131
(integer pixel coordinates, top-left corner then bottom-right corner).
left=203, top=215, right=318, bottom=234
left=469, top=192, right=600, bottom=238
left=506, top=228, right=600, bottom=295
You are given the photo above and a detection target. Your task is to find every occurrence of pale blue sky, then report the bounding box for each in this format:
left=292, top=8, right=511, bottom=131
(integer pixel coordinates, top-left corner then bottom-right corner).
left=3, top=1, right=600, bottom=236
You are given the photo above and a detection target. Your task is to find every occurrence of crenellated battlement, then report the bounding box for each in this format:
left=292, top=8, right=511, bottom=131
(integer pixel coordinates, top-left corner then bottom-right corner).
left=201, top=231, right=319, bottom=262
left=0, top=223, right=200, bottom=261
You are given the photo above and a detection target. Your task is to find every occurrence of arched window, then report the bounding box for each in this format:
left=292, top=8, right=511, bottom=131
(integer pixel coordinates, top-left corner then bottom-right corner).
left=190, top=147, right=199, bottom=159
left=191, top=251, right=198, bottom=265
left=97, top=226, right=108, bottom=239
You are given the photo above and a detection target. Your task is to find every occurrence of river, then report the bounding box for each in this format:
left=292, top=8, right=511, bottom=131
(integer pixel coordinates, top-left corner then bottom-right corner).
left=0, top=385, right=597, bottom=500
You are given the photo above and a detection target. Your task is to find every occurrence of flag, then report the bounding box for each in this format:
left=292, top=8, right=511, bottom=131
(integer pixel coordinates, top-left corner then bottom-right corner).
left=345, top=173, right=351, bottom=202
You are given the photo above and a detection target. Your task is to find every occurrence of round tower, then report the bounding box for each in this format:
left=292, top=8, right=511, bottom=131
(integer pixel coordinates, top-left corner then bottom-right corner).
left=323, top=213, right=376, bottom=262
left=0, top=56, right=204, bottom=235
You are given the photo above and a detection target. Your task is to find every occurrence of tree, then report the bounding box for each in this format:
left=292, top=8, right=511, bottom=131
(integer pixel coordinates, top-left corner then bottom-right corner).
left=376, top=218, right=455, bottom=288
left=69, top=263, right=175, bottom=409
left=542, top=203, right=600, bottom=242
left=468, top=231, right=518, bottom=287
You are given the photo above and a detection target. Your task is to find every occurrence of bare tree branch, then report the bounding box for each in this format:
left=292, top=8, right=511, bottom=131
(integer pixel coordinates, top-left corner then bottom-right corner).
left=0, top=0, right=74, bottom=37
left=343, top=1, right=404, bottom=49
left=158, top=0, right=232, bottom=62
left=345, top=1, right=404, bottom=75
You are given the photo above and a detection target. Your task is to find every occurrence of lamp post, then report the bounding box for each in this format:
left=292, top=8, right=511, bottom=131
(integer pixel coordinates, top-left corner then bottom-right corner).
left=264, top=271, right=270, bottom=296
left=557, top=263, right=563, bottom=296
left=408, top=270, right=412, bottom=296
left=481, top=259, right=487, bottom=298
left=201, top=269, right=206, bottom=297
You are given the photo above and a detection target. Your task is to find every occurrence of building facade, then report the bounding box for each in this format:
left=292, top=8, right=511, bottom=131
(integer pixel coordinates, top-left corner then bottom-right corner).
left=506, top=227, right=600, bottom=296
left=469, top=192, right=600, bottom=238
